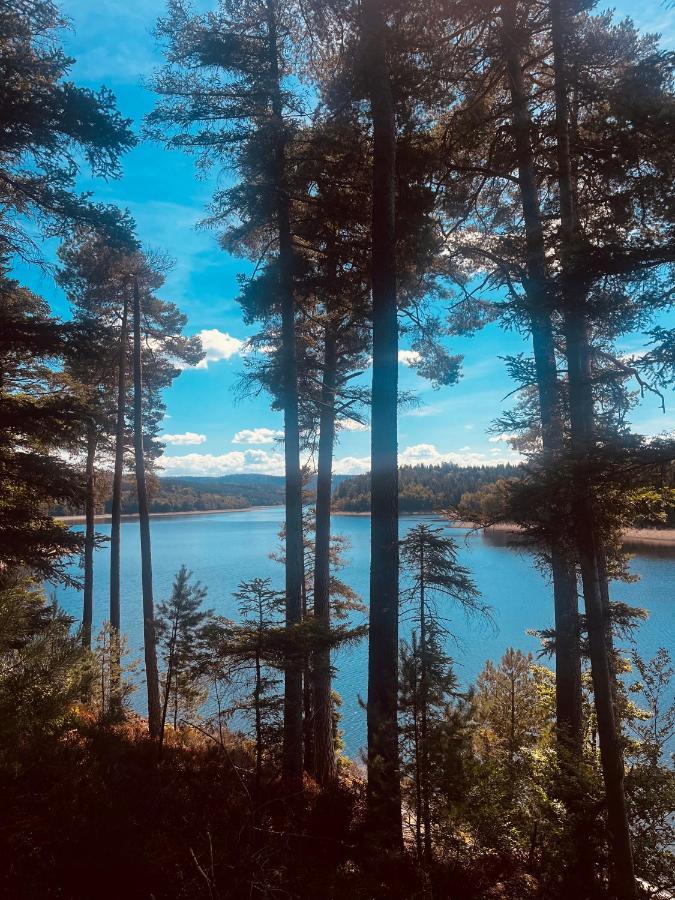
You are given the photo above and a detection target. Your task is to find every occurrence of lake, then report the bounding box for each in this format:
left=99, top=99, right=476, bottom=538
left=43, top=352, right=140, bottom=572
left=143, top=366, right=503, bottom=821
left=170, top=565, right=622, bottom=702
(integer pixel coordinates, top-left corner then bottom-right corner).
left=55, top=507, right=674, bottom=760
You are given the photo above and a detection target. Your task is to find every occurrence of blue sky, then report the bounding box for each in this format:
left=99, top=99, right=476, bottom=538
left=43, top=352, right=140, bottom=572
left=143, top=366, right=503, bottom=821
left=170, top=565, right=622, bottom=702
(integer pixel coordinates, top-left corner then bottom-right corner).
left=14, top=0, right=675, bottom=477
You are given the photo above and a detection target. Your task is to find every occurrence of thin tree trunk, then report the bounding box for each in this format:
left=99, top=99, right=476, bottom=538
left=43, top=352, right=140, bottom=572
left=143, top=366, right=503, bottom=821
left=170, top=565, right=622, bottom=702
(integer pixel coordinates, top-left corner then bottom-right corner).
left=255, top=646, right=263, bottom=792
left=132, top=275, right=162, bottom=740
left=110, top=291, right=129, bottom=633
left=265, top=0, right=304, bottom=790
left=362, top=0, right=403, bottom=848
left=412, top=641, right=422, bottom=861
left=419, top=539, right=432, bottom=862
left=550, top=2, right=637, bottom=895
left=302, top=572, right=314, bottom=777
left=500, top=0, right=582, bottom=756
left=312, top=325, right=338, bottom=787
left=159, top=622, right=178, bottom=759
left=82, top=424, right=97, bottom=649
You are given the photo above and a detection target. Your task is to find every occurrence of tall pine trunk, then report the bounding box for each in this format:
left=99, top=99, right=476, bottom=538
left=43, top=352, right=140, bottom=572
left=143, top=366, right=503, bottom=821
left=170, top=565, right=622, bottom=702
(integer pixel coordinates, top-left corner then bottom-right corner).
left=550, top=2, right=637, bottom=895
left=132, top=276, right=162, bottom=739
left=362, top=0, right=402, bottom=847
left=265, top=0, right=304, bottom=789
left=312, top=324, right=338, bottom=786
left=82, top=424, right=97, bottom=649
left=302, top=573, right=314, bottom=777
left=419, top=542, right=432, bottom=862
left=500, top=0, right=582, bottom=756
left=110, top=290, right=129, bottom=633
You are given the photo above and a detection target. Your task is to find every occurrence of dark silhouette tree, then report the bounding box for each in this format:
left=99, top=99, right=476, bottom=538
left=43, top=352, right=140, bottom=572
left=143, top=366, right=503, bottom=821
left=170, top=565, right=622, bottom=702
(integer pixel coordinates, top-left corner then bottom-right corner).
left=148, top=0, right=307, bottom=786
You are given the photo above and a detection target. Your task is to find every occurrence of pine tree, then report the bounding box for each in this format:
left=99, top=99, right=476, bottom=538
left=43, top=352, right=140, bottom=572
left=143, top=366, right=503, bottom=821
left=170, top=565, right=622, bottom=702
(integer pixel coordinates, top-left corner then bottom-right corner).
left=156, top=566, right=211, bottom=753
left=214, top=578, right=286, bottom=791
left=58, top=226, right=203, bottom=695
left=0, top=278, right=86, bottom=584
left=149, top=0, right=307, bottom=786
left=399, top=524, right=483, bottom=861
left=0, top=0, right=134, bottom=259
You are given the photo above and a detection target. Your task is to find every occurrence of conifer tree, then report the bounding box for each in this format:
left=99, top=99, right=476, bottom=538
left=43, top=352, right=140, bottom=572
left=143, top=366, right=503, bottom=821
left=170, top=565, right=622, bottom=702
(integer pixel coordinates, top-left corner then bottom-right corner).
left=399, top=524, right=483, bottom=861
left=0, top=0, right=135, bottom=260
left=149, top=0, right=307, bottom=785
left=156, top=566, right=211, bottom=753
left=215, top=578, right=286, bottom=790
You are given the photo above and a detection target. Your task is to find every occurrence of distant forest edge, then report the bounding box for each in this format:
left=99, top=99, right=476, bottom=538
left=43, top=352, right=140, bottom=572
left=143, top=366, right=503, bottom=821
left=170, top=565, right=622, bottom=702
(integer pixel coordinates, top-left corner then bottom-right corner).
left=52, top=473, right=287, bottom=516
left=53, top=463, right=523, bottom=517
left=54, top=460, right=675, bottom=527
left=331, top=462, right=523, bottom=512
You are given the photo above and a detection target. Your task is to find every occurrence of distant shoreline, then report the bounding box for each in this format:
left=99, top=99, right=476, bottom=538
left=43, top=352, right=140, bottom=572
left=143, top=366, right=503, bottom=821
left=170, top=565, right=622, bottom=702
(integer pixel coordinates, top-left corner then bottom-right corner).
left=56, top=505, right=281, bottom=524
left=56, top=507, right=675, bottom=548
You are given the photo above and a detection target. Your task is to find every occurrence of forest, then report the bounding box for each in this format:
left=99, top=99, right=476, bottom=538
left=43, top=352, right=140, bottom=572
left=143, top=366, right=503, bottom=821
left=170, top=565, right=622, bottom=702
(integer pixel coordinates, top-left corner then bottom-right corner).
left=1, top=0, right=674, bottom=899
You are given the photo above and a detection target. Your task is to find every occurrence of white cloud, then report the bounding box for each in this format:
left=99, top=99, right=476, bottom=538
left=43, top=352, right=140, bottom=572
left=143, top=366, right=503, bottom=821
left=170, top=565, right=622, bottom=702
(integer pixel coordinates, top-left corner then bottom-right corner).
left=488, top=434, right=518, bottom=444
left=233, top=427, right=283, bottom=445
left=160, top=449, right=285, bottom=477
left=340, top=418, right=369, bottom=432
left=194, top=329, right=245, bottom=368
left=161, top=432, right=207, bottom=446
left=333, top=455, right=372, bottom=475
left=398, top=350, right=421, bottom=367
left=399, top=443, right=521, bottom=467
left=159, top=442, right=522, bottom=478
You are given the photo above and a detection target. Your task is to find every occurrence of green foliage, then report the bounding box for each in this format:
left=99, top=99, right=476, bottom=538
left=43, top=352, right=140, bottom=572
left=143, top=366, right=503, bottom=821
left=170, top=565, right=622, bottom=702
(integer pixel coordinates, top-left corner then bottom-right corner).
left=0, top=576, right=91, bottom=758
left=624, top=648, right=675, bottom=893
left=0, top=280, right=87, bottom=583
left=90, top=622, right=139, bottom=722
left=0, top=0, right=135, bottom=260
left=156, top=566, right=212, bottom=735
left=333, top=462, right=524, bottom=513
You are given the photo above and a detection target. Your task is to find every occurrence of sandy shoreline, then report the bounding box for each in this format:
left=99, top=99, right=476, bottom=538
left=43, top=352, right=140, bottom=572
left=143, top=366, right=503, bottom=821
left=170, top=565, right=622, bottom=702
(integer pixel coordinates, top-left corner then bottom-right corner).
left=56, top=507, right=675, bottom=548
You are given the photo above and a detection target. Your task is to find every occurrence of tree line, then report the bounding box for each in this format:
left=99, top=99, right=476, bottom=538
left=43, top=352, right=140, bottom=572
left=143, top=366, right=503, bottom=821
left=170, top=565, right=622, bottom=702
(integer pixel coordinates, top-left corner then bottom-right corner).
left=1, top=0, right=674, bottom=898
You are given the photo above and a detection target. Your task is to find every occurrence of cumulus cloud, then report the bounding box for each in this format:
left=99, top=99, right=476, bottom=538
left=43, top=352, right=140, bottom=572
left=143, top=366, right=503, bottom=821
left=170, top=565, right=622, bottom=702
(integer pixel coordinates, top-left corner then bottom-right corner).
left=398, top=349, right=422, bottom=367
left=340, top=418, right=369, bottom=432
left=161, top=432, right=207, bottom=446
left=159, top=449, right=285, bottom=477
left=159, top=442, right=521, bottom=478
left=488, top=434, right=518, bottom=444
left=233, top=427, right=284, bottom=445
left=333, top=455, right=372, bottom=475
left=194, top=329, right=245, bottom=368
left=399, top=443, right=520, bottom=467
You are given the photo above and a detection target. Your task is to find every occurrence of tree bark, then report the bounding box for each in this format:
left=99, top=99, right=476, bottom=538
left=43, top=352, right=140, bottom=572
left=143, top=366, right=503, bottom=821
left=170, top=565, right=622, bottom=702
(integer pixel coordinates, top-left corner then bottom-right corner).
left=362, top=0, right=403, bottom=848
left=82, top=424, right=97, bottom=650
left=255, top=645, right=263, bottom=792
left=265, top=0, right=304, bottom=790
left=312, top=324, right=338, bottom=787
left=419, top=542, right=432, bottom=863
left=499, top=0, right=582, bottom=756
left=132, top=275, right=162, bottom=740
left=550, top=2, right=637, bottom=895
left=110, top=290, right=129, bottom=634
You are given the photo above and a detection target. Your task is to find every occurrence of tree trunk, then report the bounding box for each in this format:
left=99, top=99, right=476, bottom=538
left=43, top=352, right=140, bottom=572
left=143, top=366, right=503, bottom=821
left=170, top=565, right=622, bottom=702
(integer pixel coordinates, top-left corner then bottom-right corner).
left=550, top=2, right=637, bottom=895
left=362, top=0, right=403, bottom=848
left=499, top=0, right=582, bottom=756
left=419, top=540, right=432, bottom=862
left=82, top=425, right=97, bottom=649
left=255, top=646, right=263, bottom=792
left=265, top=0, right=304, bottom=790
left=312, top=325, right=338, bottom=787
left=302, top=573, right=314, bottom=777
left=412, top=642, right=422, bottom=861
left=132, top=275, right=162, bottom=740
left=110, top=290, right=129, bottom=634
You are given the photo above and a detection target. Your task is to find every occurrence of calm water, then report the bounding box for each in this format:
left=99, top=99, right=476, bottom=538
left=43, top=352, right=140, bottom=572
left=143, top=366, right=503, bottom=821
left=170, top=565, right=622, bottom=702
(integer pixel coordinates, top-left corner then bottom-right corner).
left=55, top=508, right=674, bottom=759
